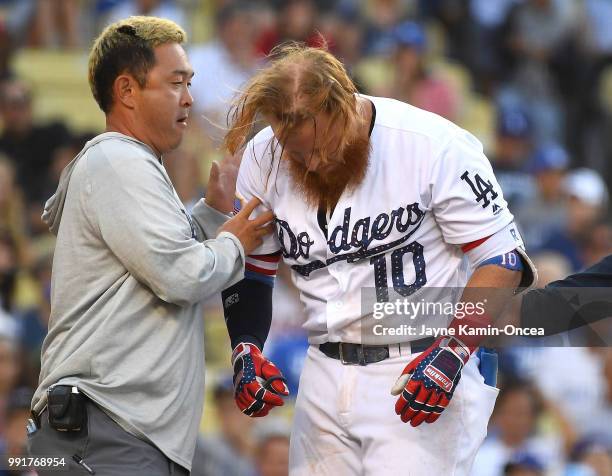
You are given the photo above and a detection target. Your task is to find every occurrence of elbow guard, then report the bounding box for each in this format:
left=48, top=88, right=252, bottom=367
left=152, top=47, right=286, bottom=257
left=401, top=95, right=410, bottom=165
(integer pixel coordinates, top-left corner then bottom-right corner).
left=479, top=250, right=523, bottom=272
left=463, top=222, right=538, bottom=292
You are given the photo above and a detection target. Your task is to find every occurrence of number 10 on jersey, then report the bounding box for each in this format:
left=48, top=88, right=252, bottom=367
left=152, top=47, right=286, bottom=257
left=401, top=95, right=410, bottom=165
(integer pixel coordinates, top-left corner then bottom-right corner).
left=369, top=241, right=427, bottom=302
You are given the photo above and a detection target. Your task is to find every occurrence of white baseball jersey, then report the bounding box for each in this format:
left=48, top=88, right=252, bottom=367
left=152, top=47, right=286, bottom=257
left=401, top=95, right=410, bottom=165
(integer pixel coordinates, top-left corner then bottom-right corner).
left=237, top=95, right=514, bottom=345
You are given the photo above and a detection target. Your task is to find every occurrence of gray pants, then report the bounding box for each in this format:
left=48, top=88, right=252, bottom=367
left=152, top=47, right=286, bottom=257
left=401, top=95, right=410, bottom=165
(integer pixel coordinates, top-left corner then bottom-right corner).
left=27, top=400, right=189, bottom=476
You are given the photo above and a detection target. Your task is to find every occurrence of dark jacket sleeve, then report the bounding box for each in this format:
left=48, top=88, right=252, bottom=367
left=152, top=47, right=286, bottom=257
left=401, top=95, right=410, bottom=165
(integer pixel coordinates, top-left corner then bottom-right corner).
left=520, top=255, right=612, bottom=335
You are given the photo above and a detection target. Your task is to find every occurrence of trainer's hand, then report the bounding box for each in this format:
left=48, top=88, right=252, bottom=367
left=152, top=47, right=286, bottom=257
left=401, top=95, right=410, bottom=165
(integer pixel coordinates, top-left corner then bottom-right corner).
left=391, top=337, right=469, bottom=427
left=232, top=342, right=289, bottom=417
left=218, top=197, right=274, bottom=255
left=205, top=152, right=241, bottom=214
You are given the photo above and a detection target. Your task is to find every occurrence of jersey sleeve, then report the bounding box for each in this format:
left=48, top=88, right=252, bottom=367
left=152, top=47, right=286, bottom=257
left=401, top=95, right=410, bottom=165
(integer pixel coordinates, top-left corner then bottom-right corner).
left=236, top=144, right=282, bottom=256
left=429, top=129, right=514, bottom=245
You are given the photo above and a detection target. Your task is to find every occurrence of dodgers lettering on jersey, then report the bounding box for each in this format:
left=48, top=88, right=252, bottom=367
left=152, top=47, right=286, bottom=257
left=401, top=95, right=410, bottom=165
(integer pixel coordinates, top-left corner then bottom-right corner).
left=277, top=203, right=425, bottom=277
left=237, top=95, right=514, bottom=344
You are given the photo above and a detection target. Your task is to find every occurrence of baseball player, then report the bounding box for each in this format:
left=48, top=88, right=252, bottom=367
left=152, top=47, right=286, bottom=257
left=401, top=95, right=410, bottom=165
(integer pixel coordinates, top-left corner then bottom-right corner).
left=221, top=45, right=536, bottom=475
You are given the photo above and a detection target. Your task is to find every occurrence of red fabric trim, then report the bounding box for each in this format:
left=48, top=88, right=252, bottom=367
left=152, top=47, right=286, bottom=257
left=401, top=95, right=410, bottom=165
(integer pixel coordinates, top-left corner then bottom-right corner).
left=249, top=253, right=281, bottom=263
left=245, top=263, right=277, bottom=276
left=461, top=235, right=492, bottom=253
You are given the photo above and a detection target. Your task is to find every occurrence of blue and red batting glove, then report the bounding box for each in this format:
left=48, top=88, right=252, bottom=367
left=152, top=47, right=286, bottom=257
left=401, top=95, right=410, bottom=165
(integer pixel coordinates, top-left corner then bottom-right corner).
left=231, top=342, right=289, bottom=417
left=391, top=337, right=471, bottom=426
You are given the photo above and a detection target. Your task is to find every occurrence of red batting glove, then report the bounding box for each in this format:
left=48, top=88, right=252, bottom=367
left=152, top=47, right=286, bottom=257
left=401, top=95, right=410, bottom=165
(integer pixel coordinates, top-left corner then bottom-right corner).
left=231, top=342, right=289, bottom=417
left=391, top=337, right=471, bottom=426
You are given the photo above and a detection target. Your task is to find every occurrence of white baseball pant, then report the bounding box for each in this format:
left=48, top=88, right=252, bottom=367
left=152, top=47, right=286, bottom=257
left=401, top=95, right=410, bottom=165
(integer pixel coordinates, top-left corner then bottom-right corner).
left=289, top=345, right=498, bottom=476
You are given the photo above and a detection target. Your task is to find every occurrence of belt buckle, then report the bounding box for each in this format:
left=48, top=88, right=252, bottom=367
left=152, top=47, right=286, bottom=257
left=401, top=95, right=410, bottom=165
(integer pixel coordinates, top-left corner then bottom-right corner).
left=339, top=343, right=367, bottom=366
left=338, top=343, right=351, bottom=365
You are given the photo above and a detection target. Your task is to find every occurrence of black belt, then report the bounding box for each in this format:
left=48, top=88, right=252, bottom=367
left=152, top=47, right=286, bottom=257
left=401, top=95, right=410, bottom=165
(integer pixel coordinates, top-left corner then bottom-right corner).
left=319, top=337, right=435, bottom=366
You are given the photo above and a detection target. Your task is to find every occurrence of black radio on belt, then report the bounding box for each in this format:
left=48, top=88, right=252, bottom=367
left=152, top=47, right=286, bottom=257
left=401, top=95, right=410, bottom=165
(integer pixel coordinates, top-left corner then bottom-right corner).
left=47, top=385, right=86, bottom=431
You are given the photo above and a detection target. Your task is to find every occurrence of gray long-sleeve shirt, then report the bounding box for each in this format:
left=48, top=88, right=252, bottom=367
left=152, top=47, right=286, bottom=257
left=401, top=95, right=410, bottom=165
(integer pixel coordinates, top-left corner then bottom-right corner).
left=32, top=132, right=245, bottom=470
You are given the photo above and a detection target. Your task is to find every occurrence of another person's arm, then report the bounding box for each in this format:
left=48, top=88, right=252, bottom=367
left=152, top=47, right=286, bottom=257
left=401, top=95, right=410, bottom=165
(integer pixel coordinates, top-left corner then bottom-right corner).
left=91, top=151, right=270, bottom=306
left=520, top=255, right=612, bottom=334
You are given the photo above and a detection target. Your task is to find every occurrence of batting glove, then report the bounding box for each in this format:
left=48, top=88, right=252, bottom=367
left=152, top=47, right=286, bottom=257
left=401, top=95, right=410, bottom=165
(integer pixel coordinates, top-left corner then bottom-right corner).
left=231, top=342, right=289, bottom=417
left=391, top=337, right=471, bottom=426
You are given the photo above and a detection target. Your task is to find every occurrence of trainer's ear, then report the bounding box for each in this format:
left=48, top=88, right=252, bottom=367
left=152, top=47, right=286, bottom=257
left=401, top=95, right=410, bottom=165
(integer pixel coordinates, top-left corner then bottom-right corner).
left=113, top=74, right=138, bottom=109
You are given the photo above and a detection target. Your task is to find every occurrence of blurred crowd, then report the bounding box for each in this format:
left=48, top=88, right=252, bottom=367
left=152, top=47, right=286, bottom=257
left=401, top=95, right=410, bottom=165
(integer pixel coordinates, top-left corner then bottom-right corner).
left=0, top=0, right=611, bottom=475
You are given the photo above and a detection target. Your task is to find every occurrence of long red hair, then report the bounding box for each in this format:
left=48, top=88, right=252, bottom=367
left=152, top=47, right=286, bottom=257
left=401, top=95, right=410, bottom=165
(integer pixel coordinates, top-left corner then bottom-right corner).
left=224, top=43, right=360, bottom=159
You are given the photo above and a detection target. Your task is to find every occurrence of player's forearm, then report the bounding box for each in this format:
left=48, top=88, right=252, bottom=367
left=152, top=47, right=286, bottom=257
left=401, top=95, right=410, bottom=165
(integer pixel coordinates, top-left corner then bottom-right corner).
left=450, top=265, right=522, bottom=348
left=222, top=278, right=273, bottom=349
left=462, top=265, right=521, bottom=315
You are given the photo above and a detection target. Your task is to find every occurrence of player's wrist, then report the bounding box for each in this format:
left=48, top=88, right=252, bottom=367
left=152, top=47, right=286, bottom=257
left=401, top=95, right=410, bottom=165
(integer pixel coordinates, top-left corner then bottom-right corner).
left=446, top=309, right=493, bottom=352
left=436, top=336, right=471, bottom=365
left=231, top=342, right=261, bottom=366
left=232, top=335, right=263, bottom=352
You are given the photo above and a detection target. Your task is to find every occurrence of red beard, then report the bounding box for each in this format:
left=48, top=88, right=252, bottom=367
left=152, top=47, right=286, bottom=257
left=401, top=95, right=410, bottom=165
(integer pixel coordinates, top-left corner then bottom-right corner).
left=287, top=136, right=371, bottom=208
